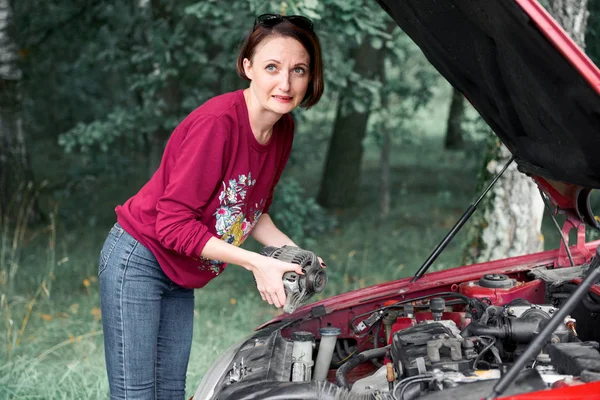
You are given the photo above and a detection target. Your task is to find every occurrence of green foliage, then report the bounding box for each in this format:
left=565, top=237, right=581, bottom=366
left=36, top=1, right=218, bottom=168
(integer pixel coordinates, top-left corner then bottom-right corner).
left=367, top=30, right=441, bottom=148
left=59, top=108, right=147, bottom=153
left=53, top=0, right=220, bottom=157
left=43, top=0, right=395, bottom=163
left=269, top=177, right=337, bottom=247
left=13, top=0, right=439, bottom=179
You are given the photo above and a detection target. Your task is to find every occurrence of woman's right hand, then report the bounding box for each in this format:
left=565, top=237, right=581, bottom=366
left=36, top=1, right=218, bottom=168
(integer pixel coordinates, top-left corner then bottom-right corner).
left=249, top=255, right=303, bottom=308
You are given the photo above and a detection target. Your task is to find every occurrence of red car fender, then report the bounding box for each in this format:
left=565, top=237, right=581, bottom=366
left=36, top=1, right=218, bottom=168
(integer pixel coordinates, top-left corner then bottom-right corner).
left=496, top=380, right=600, bottom=400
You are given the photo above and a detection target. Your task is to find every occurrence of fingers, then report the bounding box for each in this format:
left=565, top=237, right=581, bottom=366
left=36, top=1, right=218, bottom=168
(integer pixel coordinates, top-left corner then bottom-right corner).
left=274, top=287, right=286, bottom=308
left=263, top=292, right=282, bottom=308
left=257, top=287, right=284, bottom=308
left=265, top=292, right=274, bottom=306
left=318, top=256, right=326, bottom=269
left=257, top=284, right=270, bottom=304
left=253, top=258, right=295, bottom=308
left=261, top=289, right=286, bottom=308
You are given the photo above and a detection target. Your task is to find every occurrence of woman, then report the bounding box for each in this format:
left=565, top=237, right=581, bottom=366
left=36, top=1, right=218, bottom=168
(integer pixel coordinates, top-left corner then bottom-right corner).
left=98, top=13, right=324, bottom=399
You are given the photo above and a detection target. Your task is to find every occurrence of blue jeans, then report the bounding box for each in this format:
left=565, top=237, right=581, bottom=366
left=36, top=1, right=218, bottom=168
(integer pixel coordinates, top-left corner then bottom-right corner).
left=99, top=223, right=194, bottom=399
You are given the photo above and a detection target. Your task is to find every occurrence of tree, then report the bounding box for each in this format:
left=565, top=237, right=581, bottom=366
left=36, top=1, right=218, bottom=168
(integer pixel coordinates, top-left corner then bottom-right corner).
left=444, top=88, right=465, bottom=150
left=315, top=0, right=441, bottom=210
left=56, top=0, right=301, bottom=178
left=370, top=29, right=438, bottom=220
left=463, top=0, right=590, bottom=263
left=548, top=0, right=589, bottom=47
left=0, top=0, right=37, bottom=218
left=146, top=0, right=182, bottom=175
left=317, top=37, right=388, bottom=208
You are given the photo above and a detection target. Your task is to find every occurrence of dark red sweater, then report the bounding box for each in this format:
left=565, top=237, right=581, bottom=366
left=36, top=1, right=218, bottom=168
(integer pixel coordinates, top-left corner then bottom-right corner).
left=116, top=90, right=294, bottom=288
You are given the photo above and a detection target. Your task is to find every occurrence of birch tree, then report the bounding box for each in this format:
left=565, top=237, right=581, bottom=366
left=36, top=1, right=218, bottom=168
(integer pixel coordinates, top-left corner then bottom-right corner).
left=548, top=0, right=589, bottom=47
left=464, top=0, right=590, bottom=263
left=0, top=0, right=35, bottom=217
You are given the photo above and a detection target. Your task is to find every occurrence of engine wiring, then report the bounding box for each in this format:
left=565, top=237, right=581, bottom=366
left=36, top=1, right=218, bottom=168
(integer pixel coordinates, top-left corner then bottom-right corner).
left=333, top=339, right=358, bottom=366
left=349, top=292, right=488, bottom=334
left=332, top=347, right=357, bottom=366
left=392, top=374, right=435, bottom=400
left=472, top=335, right=500, bottom=369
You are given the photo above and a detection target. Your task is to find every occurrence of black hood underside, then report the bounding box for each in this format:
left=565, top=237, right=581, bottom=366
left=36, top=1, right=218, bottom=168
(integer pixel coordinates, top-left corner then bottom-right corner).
left=377, top=0, right=600, bottom=188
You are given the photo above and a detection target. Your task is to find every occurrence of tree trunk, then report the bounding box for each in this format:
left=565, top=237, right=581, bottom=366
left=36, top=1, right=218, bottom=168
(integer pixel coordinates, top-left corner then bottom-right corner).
left=379, top=126, right=391, bottom=221
left=463, top=0, right=589, bottom=264
left=148, top=75, right=180, bottom=176
left=377, top=26, right=397, bottom=222
left=464, top=143, right=545, bottom=263
left=0, top=0, right=37, bottom=218
left=444, top=87, right=465, bottom=150
left=548, top=0, right=589, bottom=49
left=317, top=40, right=386, bottom=209
left=147, top=0, right=181, bottom=177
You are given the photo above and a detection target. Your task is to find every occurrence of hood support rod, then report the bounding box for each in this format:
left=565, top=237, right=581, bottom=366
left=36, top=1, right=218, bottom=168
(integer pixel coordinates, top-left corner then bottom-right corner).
left=411, top=153, right=516, bottom=282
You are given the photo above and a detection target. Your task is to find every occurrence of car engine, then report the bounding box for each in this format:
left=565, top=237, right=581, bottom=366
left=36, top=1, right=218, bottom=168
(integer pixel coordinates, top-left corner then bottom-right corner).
left=206, top=272, right=600, bottom=400
left=328, top=274, right=600, bottom=399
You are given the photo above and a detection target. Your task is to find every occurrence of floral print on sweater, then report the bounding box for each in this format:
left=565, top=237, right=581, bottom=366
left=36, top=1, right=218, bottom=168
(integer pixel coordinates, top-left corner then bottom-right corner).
left=198, top=173, right=265, bottom=275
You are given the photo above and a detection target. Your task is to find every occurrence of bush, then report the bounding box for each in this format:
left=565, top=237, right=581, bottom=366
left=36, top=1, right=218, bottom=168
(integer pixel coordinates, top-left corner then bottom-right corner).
left=269, top=177, right=337, bottom=248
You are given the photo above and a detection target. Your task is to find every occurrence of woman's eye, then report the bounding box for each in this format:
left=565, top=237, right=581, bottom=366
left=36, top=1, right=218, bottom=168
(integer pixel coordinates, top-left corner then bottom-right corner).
left=293, top=67, right=306, bottom=75
left=266, top=65, right=277, bottom=72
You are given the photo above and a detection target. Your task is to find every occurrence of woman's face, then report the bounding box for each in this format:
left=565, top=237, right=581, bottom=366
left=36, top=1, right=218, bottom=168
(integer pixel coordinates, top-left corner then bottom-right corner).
left=243, top=36, right=310, bottom=115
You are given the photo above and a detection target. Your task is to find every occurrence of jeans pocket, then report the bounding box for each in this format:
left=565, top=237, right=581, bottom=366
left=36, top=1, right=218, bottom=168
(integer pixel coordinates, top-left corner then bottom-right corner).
left=98, top=224, right=124, bottom=276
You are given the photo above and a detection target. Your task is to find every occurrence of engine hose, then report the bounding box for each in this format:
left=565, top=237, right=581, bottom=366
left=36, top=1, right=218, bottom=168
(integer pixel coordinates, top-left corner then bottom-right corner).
left=397, top=378, right=433, bottom=400
left=335, top=340, right=347, bottom=361
left=582, top=294, right=600, bottom=312
left=336, top=346, right=389, bottom=390
left=462, top=319, right=542, bottom=343
left=460, top=322, right=506, bottom=338
left=344, top=339, right=354, bottom=355
left=392, top=375, right=434, bottom=400
left=372, top=322, right=383, bottom=368
left=401, top=383, right=423, bottom=400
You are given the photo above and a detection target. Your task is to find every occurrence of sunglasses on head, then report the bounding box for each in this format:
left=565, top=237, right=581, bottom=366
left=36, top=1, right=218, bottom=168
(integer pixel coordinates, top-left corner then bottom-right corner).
left=253, top=13, right=314, bottom=32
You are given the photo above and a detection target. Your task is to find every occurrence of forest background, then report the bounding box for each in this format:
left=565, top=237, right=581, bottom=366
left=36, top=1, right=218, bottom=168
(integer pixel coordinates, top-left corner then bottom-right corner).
left=1, top=0, right=600, bottom=398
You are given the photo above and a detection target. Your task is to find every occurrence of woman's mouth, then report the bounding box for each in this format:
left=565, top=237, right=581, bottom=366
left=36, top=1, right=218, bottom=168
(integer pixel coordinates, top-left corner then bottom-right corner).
left=273, top=95, right=293, bottom=103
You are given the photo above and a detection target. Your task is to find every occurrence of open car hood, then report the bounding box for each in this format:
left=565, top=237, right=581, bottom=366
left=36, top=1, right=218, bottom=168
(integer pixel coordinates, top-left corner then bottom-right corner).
left=376, top=0, right=600, bottom=228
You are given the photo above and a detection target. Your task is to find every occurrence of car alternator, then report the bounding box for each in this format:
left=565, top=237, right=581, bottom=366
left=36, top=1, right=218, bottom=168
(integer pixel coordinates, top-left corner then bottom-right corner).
left=261, top=245, right=327, bottom=314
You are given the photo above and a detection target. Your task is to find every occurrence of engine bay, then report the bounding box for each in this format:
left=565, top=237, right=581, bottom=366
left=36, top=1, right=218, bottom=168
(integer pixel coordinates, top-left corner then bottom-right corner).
left=204, top=253, right=600, bottom=400
left=274, top=272, right=600, bottom=400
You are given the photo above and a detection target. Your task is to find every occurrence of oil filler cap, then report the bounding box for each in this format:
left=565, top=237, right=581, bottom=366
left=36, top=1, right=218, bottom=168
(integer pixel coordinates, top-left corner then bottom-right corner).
left=478, top=274, right=514, bottom=289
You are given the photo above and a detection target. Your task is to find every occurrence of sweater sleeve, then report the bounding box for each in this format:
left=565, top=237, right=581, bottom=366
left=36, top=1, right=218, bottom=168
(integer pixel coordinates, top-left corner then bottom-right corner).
left=262, top=115, right=295, bottom=214
left=155, top=114, right=228, bottom=258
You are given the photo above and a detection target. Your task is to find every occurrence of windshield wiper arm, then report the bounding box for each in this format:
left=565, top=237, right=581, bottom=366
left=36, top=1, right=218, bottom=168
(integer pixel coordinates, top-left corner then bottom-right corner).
left=411, top=154, right=515, bottom=282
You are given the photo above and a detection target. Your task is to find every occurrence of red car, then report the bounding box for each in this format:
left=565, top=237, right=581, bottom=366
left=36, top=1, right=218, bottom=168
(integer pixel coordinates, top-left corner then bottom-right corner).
left=193, top=1, right=600, bottom=399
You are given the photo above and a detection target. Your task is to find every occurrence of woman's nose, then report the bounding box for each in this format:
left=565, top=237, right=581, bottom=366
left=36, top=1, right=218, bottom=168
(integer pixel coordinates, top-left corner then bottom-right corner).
left=279, top=72, right=291, bottom=91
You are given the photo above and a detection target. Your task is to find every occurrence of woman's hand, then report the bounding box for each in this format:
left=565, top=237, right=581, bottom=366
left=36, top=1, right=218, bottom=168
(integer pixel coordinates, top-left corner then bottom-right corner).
left=249, top=255, right=304, bottom=308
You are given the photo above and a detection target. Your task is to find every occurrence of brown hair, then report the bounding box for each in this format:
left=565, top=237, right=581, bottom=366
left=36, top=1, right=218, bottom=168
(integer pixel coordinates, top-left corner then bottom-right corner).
left=236, top=19, right=324, bottom=109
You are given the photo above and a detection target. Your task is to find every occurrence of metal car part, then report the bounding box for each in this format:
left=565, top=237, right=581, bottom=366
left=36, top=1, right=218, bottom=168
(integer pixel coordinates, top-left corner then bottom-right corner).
left=262, top=245, right=328, bottom=314
left=505, top=304, right=557, bottom=318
